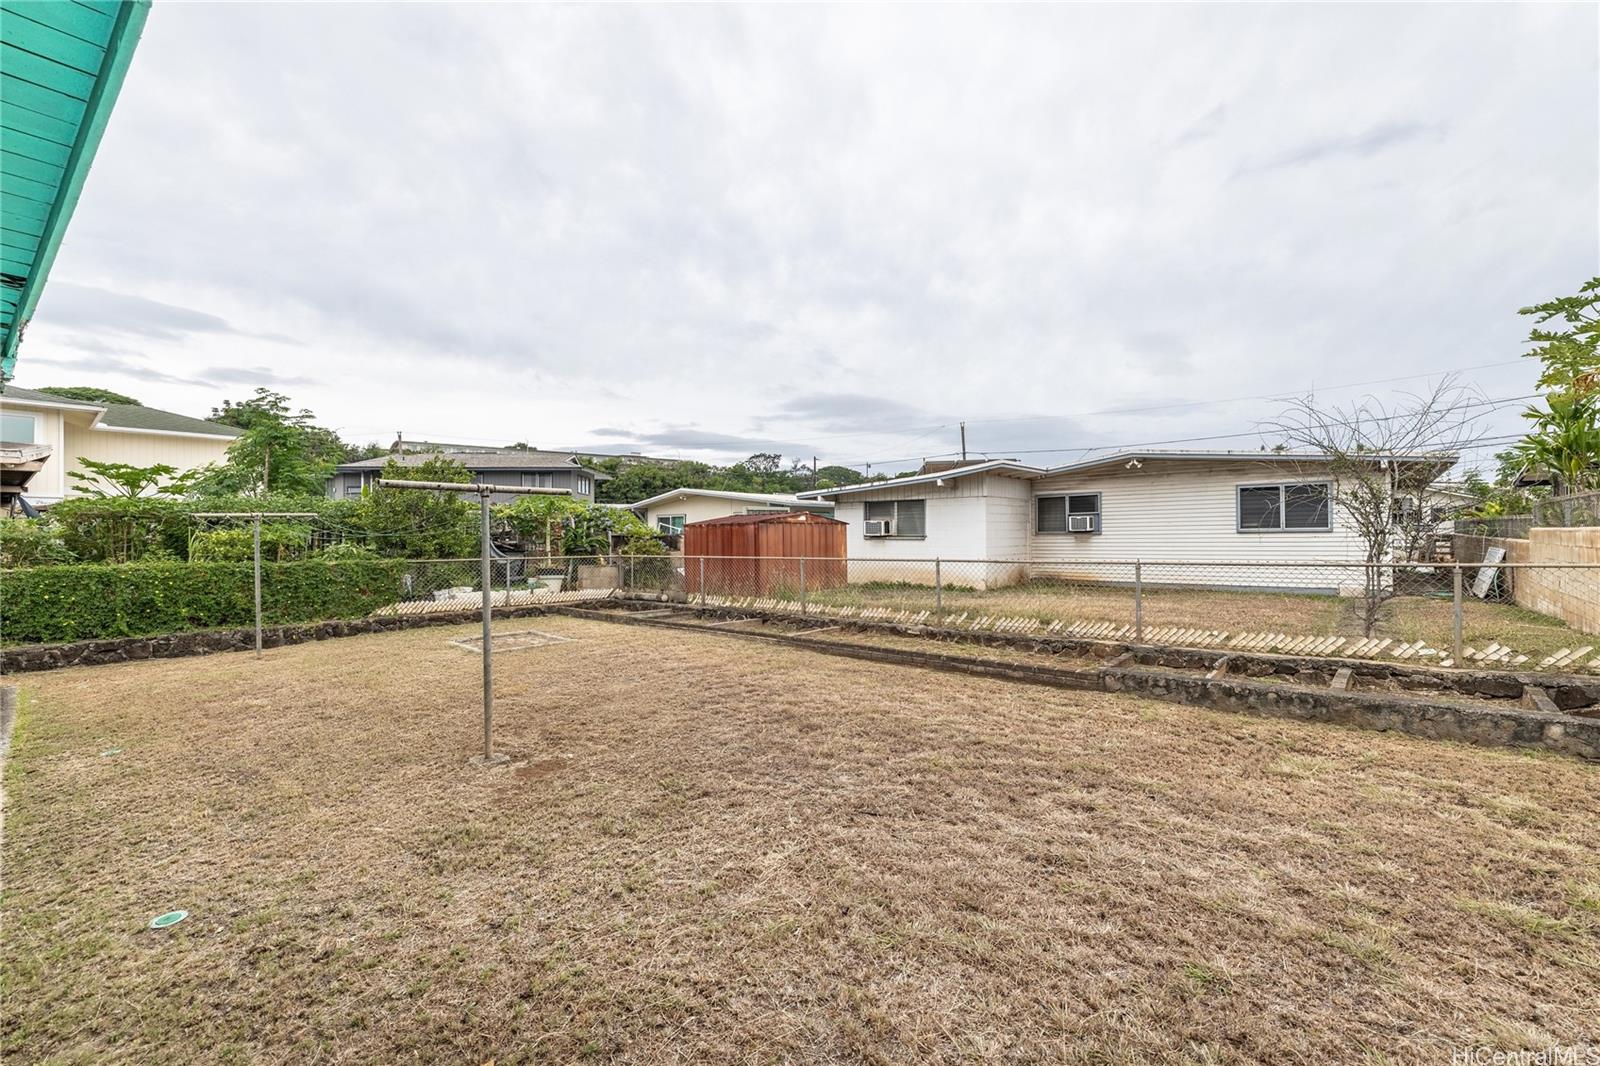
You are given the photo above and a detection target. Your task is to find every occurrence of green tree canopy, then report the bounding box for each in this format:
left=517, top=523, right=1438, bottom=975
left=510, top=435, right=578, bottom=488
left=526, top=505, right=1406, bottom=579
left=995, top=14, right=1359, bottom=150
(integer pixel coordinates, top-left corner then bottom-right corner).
left=1520, top=276, right=1599, bottom=396
left=193, top=388, right=345, bottom=496
left=67, top=458, right=198, bottom=498
left=1514, top=277, right=1600, bottom=492
left=353, top=456, right=478, bottom=558
left=37, top=386, right=141, bottom=406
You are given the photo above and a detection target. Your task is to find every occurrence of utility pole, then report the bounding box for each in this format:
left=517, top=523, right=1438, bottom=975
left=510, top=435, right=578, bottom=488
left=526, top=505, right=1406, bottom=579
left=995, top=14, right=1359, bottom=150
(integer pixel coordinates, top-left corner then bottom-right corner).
left=375, top=478, right=570, bottom=767
left=812, top=455, right=818, bottom=488
left=959, top=422, right=967, bottom=463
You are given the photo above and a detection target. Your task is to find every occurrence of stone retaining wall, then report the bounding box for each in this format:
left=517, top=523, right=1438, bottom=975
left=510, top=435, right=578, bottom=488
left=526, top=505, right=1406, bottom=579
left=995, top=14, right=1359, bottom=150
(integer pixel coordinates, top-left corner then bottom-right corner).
left=0, top=604, right=556, bottom=674
left=568, top=604, right=1600, bottom=761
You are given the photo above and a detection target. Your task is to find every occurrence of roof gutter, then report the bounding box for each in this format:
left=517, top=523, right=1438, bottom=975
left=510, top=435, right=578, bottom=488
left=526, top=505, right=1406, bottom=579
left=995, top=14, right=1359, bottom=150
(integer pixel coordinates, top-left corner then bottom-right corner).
left=1, top=0, right=151, bottom=381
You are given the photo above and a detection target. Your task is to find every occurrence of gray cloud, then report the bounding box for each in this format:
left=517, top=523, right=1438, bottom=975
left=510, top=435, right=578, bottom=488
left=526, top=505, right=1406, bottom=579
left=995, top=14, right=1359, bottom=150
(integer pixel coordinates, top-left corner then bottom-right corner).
left=583, top=425, right=815, bottom=458
left=200, top=366, right=317, bottom=387
left=772, top=392, right=937, bottom=434
left=36, top=283, right=301, bottom=345
left=27, top=350, right=208, bottom=387
left=1239, top=120, right=1444, bottom=175
left=11, top=3, right=1593, bottom=467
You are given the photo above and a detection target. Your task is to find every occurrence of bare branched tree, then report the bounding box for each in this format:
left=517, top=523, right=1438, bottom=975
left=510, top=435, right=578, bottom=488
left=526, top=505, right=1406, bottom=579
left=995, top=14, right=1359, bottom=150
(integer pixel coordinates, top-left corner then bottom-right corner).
left=1260, top=377, right=1485, bottom=635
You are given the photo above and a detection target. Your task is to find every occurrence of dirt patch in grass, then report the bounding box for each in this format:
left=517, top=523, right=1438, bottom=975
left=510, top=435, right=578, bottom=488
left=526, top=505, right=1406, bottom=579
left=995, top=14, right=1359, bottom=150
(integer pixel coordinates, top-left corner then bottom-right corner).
left=4, top=617, right=1598, bottom=1063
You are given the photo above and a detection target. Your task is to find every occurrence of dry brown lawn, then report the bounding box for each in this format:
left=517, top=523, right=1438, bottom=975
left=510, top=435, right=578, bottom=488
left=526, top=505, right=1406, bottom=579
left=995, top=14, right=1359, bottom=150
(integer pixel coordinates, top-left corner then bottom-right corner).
left=3, top=616, right=1598, bottom=1064
left=806, top=581, right=1587, bottom=665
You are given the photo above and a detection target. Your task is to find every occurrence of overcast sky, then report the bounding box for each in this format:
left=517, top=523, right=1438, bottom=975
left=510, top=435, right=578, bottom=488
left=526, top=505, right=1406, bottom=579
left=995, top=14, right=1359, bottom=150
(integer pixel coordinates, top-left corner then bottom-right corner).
left=14, top=3, right=1598, bottom=474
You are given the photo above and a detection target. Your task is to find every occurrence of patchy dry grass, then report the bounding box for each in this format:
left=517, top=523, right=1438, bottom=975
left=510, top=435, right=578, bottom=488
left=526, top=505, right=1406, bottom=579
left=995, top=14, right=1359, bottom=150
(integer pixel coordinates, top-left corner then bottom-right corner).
left=3, top=616, right=1598, bottom=1063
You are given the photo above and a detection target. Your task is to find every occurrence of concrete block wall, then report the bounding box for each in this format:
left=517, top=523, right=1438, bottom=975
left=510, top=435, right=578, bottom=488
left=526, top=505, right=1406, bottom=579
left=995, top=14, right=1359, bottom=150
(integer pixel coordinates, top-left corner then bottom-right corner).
left=1454, top=528, right=1600, bottom=636
left=1515, top=528, right=1600, bottom=636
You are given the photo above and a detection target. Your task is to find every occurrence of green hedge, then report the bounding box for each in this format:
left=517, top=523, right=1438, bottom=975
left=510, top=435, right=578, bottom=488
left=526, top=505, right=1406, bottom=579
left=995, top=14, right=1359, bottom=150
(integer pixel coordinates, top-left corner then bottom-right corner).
left=0, top=560, right=409, bottom=644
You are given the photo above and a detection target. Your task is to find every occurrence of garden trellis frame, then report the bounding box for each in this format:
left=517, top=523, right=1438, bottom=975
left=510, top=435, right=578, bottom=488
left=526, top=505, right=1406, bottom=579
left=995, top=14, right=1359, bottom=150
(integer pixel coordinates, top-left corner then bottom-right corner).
left=374, top=479, right=571, bottom=766
left=188, top=512, right=319, bottom=659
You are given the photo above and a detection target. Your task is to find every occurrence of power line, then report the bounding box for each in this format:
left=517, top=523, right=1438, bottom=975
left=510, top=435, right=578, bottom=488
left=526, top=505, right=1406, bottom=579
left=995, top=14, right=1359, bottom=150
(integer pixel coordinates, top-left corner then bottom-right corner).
left=333, top=358, right=1534, bottom=458
left=830, top=393, right=1539, bottom=469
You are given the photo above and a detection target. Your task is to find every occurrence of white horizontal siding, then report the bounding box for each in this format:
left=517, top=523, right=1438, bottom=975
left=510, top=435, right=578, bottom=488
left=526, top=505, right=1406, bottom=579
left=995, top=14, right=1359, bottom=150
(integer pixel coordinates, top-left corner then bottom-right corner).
left=1026, top=461, right=1367, bottom=591
left=835, top=474, right=1030, bottom=588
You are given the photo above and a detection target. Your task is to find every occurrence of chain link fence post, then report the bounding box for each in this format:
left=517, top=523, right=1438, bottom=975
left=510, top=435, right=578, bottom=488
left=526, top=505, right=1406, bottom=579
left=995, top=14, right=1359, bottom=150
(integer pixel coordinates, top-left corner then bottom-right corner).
left=935, top=557, right=943, bottom=619
left=1452, top=563, right=1464, bottom=664
left=1133, top=559, right=1143, bottom=642
left=698, top=556, right=706, bottom=606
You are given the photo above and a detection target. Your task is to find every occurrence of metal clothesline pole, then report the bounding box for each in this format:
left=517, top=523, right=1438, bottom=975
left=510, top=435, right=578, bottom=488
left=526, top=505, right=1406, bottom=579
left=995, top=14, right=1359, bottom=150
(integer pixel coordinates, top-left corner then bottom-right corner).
left=374, top=479, right=570, bottom=767
left=189, top=511, right=318, bottom=659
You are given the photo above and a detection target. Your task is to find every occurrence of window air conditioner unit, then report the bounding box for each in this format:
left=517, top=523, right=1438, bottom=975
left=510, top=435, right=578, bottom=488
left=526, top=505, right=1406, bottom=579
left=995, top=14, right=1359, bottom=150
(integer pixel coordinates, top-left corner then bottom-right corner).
left=863, top=519, right=892, bottom=537
left=1068, top=514, right=1096, bottom=533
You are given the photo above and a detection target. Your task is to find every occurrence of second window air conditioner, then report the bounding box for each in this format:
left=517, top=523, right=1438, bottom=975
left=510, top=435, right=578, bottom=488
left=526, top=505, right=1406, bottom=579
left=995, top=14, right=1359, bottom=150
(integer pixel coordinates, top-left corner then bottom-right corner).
left=863, top=519, right=892, bottom=537
left=1068, top=514, right=1096, bottom=533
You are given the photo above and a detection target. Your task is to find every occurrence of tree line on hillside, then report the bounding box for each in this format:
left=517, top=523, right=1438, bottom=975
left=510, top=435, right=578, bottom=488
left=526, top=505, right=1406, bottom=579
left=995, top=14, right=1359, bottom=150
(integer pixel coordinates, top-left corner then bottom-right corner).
left=1, top=383, right=915, bottom=567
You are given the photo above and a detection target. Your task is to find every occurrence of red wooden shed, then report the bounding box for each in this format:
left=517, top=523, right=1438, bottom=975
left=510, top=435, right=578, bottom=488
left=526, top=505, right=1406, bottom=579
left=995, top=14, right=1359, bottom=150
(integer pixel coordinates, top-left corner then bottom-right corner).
left=683, top=510, right=847, bottom=597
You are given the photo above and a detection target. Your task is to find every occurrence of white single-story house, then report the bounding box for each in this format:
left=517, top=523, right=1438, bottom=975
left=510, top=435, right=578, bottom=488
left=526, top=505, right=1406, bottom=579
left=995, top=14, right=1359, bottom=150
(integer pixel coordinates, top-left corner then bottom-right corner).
left=629, top=488, right=834, bottom=535
left=1, top=385, right=241, bottom=508
left=796, top=450, right=1457, bottom=592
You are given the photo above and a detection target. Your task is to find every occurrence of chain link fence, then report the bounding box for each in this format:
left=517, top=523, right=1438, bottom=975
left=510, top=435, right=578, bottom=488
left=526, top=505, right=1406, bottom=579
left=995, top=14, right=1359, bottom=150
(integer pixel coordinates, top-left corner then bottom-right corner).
left=1453, top=491, right=1600, bottom=540
left=621, top=554, right=1600, bottom=672
left=7, top=552, right=1598, bottom=672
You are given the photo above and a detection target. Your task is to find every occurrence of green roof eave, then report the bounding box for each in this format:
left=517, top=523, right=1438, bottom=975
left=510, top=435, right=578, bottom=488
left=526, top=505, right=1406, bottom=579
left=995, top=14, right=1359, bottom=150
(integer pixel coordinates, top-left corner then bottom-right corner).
left=0, top=0, right=151, bottom=382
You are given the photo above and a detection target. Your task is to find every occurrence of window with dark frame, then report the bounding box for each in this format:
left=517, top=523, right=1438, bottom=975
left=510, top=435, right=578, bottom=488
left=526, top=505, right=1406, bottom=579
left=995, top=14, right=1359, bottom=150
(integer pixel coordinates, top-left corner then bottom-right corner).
left=1036, top=492, right=1101, bottom=533
left=1237, top=482, right=1330, bottom=531
left=864, top=498, right=926, bottom=537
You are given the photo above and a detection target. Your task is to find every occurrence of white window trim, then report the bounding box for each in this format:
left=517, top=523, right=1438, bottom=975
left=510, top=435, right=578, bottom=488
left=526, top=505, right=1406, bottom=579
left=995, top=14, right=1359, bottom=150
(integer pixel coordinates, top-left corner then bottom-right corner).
left=863, top=499, right=927, bottom=540
left=657, top=514, right=686, bottom=534
left=0, top=411, right=39, bottom=444
left=1236, top=480, right=1333, bottom=533
left=1035, top=492, right=1102, bottom=535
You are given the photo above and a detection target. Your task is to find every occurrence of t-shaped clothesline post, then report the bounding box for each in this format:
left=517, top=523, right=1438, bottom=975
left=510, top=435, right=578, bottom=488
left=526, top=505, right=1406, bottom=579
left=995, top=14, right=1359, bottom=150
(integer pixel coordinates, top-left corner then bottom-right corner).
left=188, top=511, right=319, bottom=658
left=375, top=479, right=572, bottom=766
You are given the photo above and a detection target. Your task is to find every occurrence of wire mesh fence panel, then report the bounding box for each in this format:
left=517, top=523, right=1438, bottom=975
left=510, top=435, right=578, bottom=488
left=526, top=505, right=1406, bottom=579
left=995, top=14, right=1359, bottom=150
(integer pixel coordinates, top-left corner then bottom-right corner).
left=360, top=557, right=622, bottom=617
left=1452, top=515, right=1534, bottom=540
left=1453, top=493, right=1600, bottom=540
left=7, top=549, right=1595, bottom=672
left=1533, top=491, right=1600, bottom=529
left=645, top=554, right=1600, bottom=672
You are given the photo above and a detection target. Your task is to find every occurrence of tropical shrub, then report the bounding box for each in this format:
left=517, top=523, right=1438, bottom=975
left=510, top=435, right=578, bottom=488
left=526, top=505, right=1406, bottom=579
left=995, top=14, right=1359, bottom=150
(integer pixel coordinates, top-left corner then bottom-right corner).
left=0, top=519, right=74, bottom=568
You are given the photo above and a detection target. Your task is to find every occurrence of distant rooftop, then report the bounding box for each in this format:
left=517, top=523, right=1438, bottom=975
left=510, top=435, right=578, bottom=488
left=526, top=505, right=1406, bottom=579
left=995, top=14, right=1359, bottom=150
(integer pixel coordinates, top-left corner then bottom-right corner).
left=800, top=448, right=1461, bottom=499
left=337, top=448, right=602, bottom=472
left=626, top=487, right=832, bottom=510
left=1, top=385, right=241, bottom=437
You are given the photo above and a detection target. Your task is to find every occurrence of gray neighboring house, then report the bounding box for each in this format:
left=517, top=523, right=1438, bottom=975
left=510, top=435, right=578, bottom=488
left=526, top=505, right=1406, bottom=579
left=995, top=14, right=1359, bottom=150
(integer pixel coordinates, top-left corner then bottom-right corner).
left=327, top=449, right=607, bottom=503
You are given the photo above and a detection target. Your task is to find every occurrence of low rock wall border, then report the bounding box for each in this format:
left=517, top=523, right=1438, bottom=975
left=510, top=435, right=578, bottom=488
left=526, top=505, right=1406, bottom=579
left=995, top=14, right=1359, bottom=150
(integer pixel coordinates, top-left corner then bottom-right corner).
left=0, top=605, right=557, bottom=674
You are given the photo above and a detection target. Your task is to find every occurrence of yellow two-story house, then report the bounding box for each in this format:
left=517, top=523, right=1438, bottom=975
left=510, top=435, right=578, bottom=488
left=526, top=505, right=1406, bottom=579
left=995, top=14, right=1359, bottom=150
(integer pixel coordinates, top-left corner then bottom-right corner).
left=1, top=385, right=240, bottom=508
